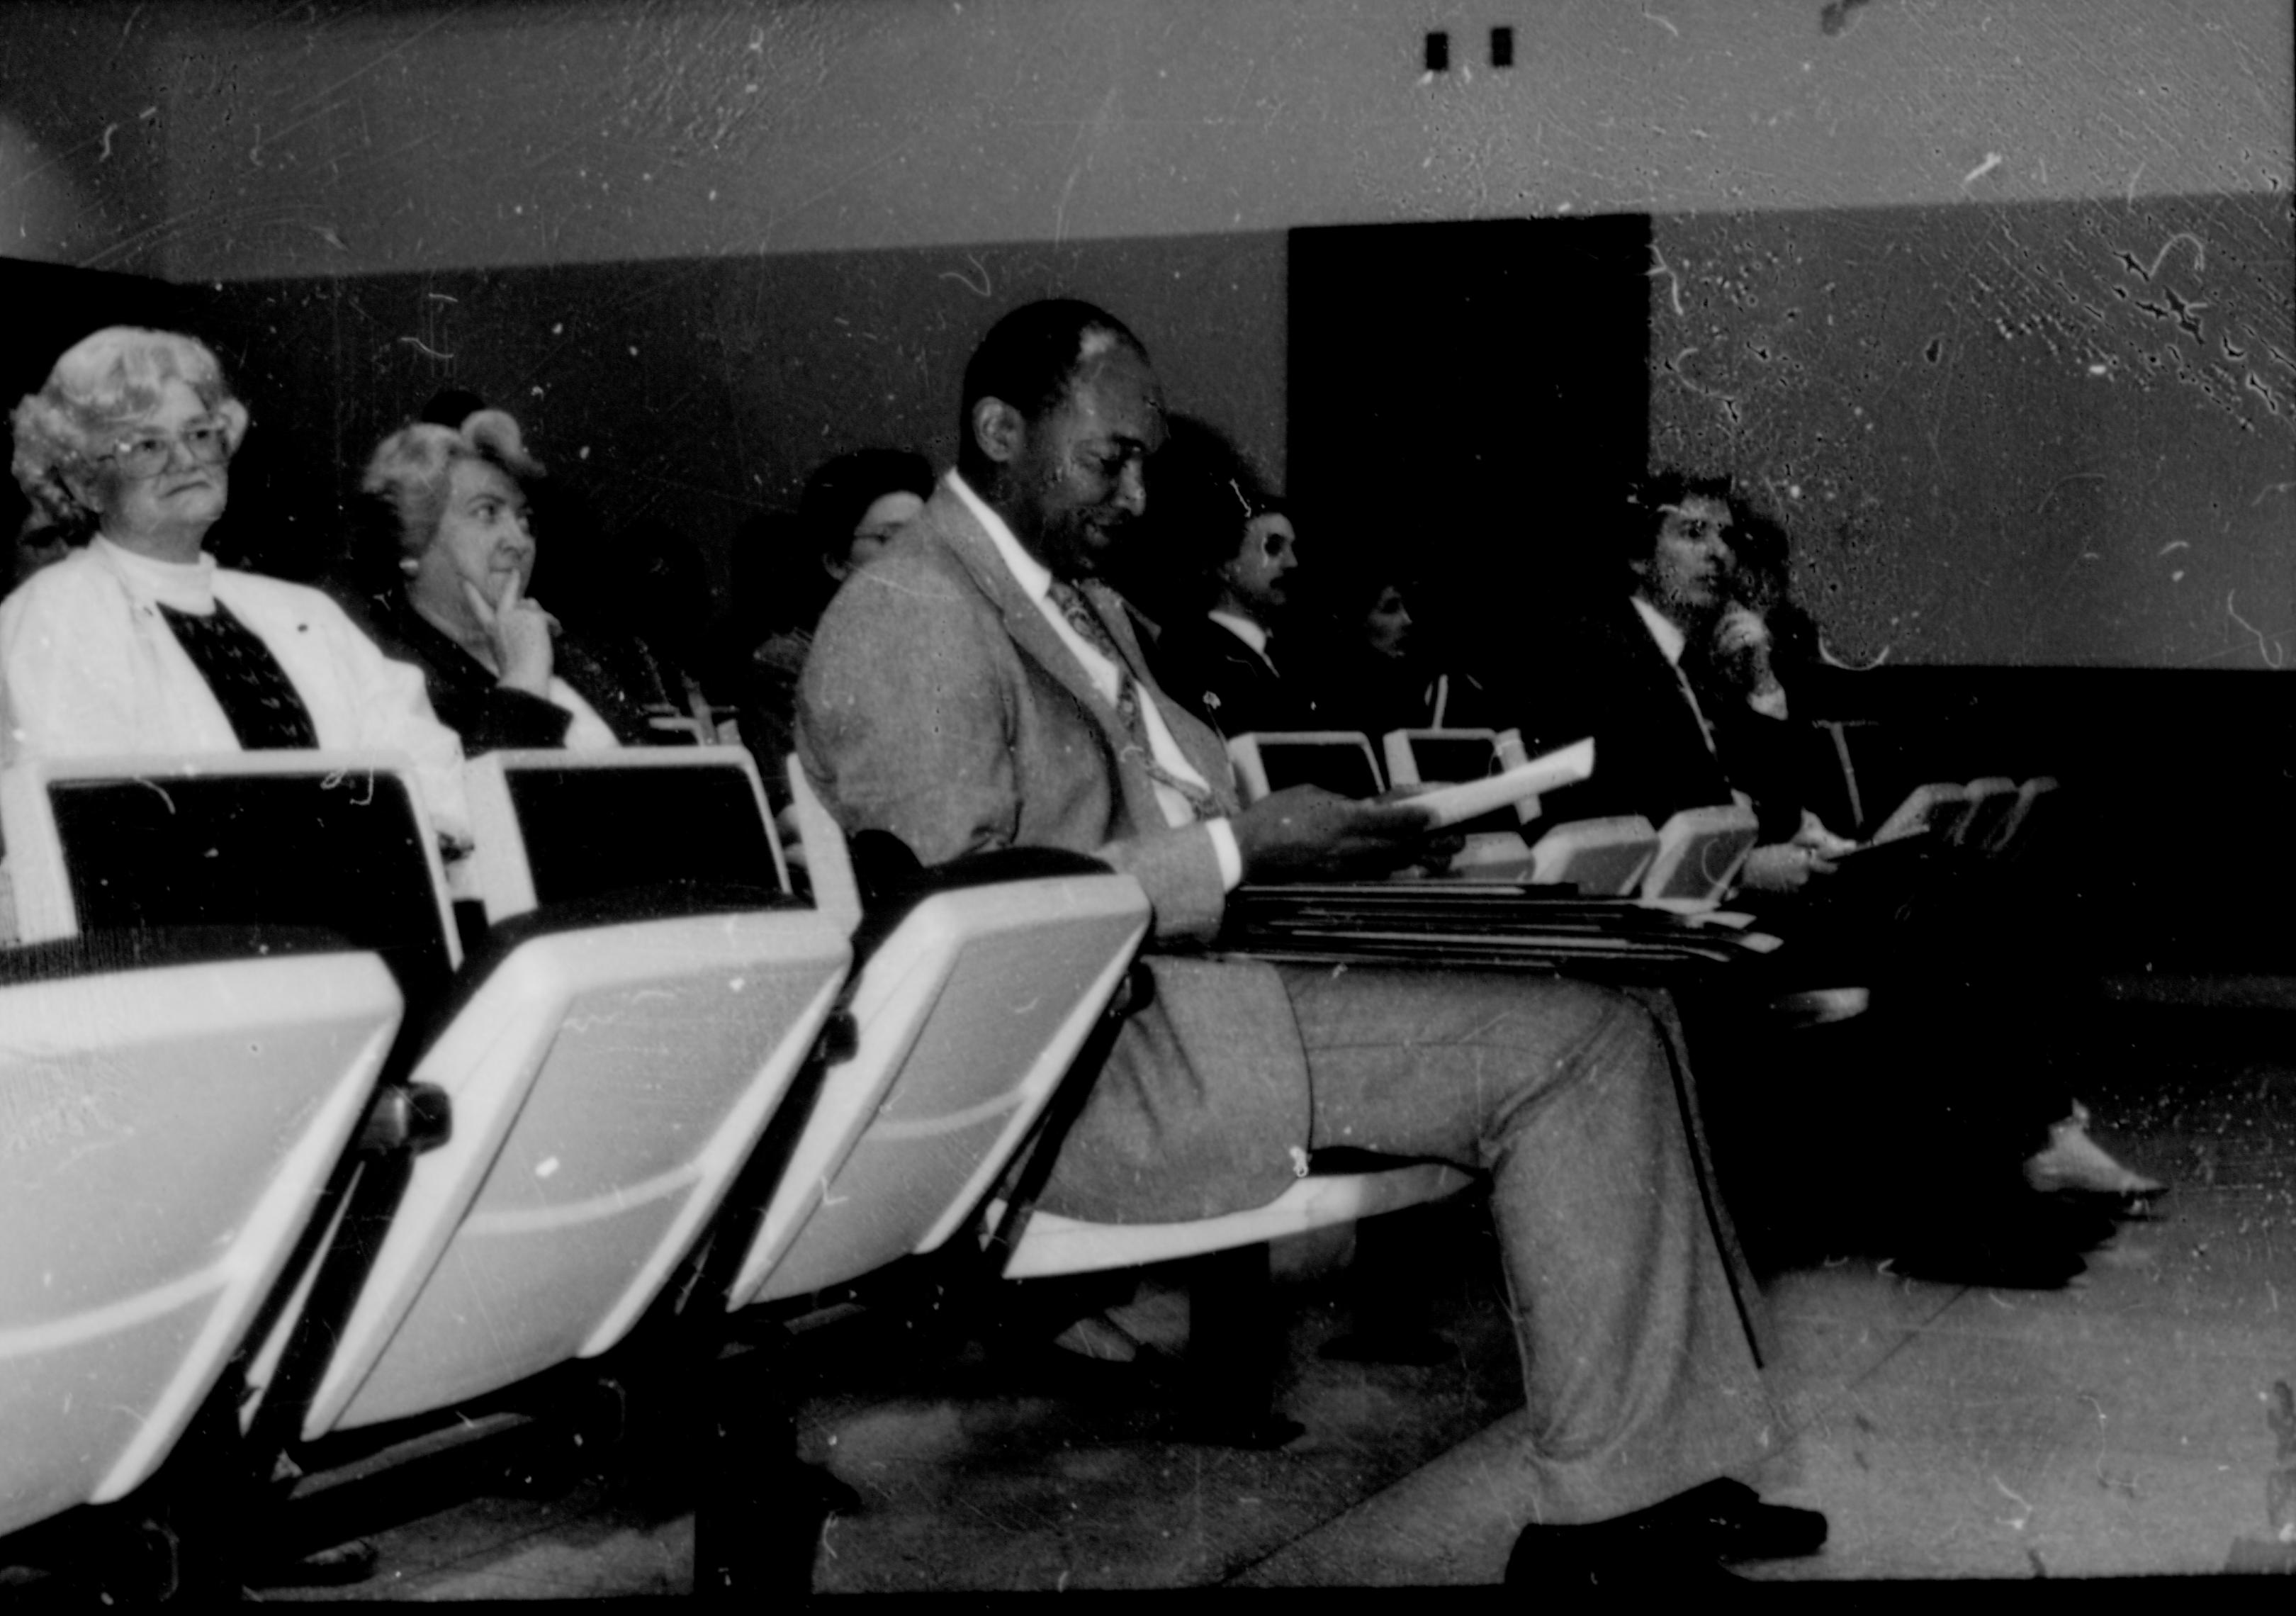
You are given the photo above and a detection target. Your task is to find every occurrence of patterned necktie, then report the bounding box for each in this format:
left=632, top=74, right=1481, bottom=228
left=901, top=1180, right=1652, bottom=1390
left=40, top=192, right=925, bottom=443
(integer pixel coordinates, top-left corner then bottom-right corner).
left=158, top=600, right=320, bottom=750
left=1045, top=578, right=1222, bottom=822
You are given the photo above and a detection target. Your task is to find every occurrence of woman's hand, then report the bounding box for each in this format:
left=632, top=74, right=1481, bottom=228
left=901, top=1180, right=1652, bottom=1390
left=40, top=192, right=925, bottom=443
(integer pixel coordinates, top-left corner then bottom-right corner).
left=464, top=572, right=558, bottom=697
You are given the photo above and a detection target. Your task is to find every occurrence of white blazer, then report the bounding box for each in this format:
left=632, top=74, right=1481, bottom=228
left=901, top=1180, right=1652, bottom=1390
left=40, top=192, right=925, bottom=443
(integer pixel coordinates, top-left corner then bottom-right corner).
left=0, top=538, right=471, bottom=841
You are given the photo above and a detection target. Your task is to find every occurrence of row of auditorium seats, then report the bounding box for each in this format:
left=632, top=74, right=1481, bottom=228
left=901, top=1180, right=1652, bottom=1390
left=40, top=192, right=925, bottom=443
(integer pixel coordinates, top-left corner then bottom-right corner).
left=1227, top=726, right=1765, bottom=902
left=1866, top=774, right=2059, bottom=860
left=0, top=744, right=1477, bottom=1598
left=1232, top=725, right=2056, bottom=899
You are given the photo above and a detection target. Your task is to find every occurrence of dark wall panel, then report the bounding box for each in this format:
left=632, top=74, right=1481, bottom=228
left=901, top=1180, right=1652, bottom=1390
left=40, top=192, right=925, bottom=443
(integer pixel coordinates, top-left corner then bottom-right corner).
left=1288, top=213, right=1654, bottom=646
left=189, top=229, right=1285, bottom=621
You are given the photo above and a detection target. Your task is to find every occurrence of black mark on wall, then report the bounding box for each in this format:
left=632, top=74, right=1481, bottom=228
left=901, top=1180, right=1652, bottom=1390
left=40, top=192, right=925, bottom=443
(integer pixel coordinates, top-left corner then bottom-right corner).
left=1819, top=0, right=1874, bottom=38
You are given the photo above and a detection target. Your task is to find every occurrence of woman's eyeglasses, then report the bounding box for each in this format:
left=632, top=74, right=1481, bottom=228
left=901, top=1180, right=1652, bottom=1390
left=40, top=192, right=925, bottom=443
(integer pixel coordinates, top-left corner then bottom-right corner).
left=101, top=423, right=231, bottom=478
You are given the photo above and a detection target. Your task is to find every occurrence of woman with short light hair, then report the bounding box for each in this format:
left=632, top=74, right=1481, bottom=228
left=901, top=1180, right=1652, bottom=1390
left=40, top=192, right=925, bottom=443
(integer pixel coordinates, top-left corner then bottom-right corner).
left=0, top=325, right=469, bottom=838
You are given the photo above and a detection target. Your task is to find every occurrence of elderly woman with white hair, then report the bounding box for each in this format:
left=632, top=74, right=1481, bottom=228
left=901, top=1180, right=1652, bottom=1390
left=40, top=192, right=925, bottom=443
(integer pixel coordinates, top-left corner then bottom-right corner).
left=348, top=409, right=679, bottom=753
left=1, top=325, right=469, bottom=838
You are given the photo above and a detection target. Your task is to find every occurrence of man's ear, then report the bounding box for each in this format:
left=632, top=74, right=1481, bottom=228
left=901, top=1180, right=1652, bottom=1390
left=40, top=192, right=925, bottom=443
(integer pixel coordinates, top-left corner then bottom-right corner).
left=971, top=396, right=1025, bottom=467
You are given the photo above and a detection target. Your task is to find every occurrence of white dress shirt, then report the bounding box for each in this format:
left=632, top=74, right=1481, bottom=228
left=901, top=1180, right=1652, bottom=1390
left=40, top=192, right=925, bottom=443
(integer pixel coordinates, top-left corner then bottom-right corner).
left=1206, top=609, right=1278, bottom=673
left=950, top=473, right=1243, bottom=890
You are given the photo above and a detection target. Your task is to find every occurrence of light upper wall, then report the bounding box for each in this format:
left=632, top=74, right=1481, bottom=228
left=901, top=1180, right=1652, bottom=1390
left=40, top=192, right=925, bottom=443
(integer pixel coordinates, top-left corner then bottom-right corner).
left=86, top=0, right=2294, bottom=281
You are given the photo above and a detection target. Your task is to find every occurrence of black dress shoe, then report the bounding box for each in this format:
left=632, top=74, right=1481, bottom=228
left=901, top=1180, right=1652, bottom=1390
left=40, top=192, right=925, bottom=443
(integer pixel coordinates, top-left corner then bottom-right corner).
left=1880, top=1182, right=2112, bottom=1290
left=1887, top=1237, right=2087, bottom=1291
left=1505, top=1520, right=1745, bottom=1588
left=1636, top=1478, right=1828, bottom=1561
left=1506, top=1480, right=1825, bottom=1586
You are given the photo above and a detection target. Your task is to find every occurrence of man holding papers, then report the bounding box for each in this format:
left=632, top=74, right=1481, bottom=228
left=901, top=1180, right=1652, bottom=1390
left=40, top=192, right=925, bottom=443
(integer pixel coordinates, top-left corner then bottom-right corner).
left=799, top=299, right=1824, bottom=1586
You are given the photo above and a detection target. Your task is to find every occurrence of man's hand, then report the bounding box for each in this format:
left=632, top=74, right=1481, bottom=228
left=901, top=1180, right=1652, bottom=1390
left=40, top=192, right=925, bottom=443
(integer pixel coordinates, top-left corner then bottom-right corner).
left=1737, top=840, right=1838, bottom=892
left=1713, top=603, right=1771, bottom=659
left=465, top=572, right=558, bottom=697
left=1232, top=785, right=1439, bottom=881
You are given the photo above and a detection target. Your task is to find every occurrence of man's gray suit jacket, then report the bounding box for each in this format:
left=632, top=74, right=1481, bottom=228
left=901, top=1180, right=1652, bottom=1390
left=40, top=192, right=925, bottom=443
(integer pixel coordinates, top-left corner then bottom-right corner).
left=799, top=483, right=1312, bottom=1223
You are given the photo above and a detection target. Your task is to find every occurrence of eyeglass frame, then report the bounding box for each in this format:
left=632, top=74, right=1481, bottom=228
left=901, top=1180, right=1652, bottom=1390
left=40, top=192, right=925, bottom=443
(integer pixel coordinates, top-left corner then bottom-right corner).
left=96, top=421, right=235, bottom=480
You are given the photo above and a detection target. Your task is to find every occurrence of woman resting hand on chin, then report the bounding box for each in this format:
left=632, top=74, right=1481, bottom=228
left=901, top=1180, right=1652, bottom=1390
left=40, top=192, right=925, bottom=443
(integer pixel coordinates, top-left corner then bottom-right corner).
left=351, top=410, right=680, bottom=753
left=0, top=325, right=470, bottom=841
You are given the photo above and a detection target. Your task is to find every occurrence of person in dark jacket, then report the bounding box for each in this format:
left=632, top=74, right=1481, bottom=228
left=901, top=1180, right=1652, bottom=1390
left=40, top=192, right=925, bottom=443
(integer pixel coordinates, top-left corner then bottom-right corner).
left=1148, top=473, right=1321, bottom=737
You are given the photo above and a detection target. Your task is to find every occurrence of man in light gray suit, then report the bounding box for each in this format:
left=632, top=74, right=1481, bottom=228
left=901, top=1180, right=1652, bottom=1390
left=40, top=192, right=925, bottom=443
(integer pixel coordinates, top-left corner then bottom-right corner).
left=798, top=298, right=1825, bottom=1585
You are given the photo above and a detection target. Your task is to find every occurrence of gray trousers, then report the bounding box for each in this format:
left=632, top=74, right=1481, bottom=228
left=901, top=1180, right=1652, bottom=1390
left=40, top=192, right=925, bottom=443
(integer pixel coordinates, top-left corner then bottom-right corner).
left=1032, top=961, right=1777, bottom=1522
left=1264, top=967, right=1776, bottom=1524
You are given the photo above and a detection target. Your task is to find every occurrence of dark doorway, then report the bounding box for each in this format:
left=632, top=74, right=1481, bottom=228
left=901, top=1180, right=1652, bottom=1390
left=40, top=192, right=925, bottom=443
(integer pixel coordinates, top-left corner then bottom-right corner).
left=1287, top=213, right=1653, bottom=658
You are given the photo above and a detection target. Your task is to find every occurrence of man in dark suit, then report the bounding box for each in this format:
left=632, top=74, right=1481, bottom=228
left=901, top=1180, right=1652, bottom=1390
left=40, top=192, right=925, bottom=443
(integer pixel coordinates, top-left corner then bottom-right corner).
left=1149, top=489, right=1320, bottom=736
left=798, top=300, right=1825, bottom=1584
left=1526, top=473, right=1838, bottom=893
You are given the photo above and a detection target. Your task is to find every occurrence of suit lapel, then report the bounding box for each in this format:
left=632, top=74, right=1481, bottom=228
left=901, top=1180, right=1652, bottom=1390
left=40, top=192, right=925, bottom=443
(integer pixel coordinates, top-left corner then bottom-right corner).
left=918, top=488, right=1175, bottom=828
left=925, top=490, right=1121, bottom=726
left=920, top=486, right=1242, bottom=822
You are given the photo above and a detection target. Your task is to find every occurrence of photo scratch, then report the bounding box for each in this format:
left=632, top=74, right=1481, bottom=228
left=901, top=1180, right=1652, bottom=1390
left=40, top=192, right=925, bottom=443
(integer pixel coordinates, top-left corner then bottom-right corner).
left=2224, top=592, right=2289, bottom=669
left=2144, top=231, right=2207, bottom=281
left=1646, top=245, right=1686, bottom=317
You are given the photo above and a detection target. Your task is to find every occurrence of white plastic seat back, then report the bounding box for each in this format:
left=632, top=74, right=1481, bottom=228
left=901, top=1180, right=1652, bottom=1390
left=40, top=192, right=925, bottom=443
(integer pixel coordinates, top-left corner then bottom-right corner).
left=0, top=751, right=461, bottom=981
left=726, top=765, right=1151, bottom=1308
left=1382, top=729, right=1502, bottom=794
left=0, top=941, right=400, bottom=1539
left=1869, top=782, right=1974, bottom=847
left=1641, top=804, right=1762, bottom=902
left=1986, top=775, right=2059, bottom=858
left=1383, top=727, right=1538, bottom=876
left=1226, top=732, right=1385, bottom=804
left=461, top=747, right=791, bottom=924
left=306, top=909, right=850, bottom=1434
left=303, top=749, right=849, bottom=1435
left=2, top=753, right=468, bottom=1445
left=1529, top=816, right=1660, bottom=894
left=1949, top=776, right=2019, bottom=850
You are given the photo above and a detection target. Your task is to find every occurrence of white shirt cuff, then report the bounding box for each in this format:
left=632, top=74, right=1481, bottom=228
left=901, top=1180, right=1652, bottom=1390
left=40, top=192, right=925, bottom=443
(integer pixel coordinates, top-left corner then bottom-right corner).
left=1206, top=818, right=1244, bottom=892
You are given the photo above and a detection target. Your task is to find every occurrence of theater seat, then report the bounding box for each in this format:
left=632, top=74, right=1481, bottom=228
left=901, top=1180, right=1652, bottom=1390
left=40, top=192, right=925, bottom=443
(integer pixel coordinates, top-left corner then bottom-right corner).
left=1528, top=815, right=1662, bottom=894
left=1949, top=776, right=2020, bottom=851
left=4, top=750, right=846, bottom=1452
left=1641, top=804, right=1762, bottom=902
left=305, top=897, right=850, bottom=1434
left=998, top=1162, right=1477, bottom=1280
left=721, top=763, right=1152, bottom=1309
left=1869, top=781, right=1974, bottom=846
left=0, top=929, right=400, bottom=1544
left=299, top=750, right=850, bottom=1435
left=1380, top=727, right=1538, bottom=878
left=1984, top=775, right=2059, bottom=860
left=1225, top=731, right=1387, bottom=802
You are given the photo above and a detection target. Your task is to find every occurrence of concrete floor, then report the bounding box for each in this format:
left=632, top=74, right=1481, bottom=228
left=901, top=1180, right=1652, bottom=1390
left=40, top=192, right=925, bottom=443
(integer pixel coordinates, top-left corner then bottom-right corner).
left=10, top=1002, right=2294, bottom=1598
